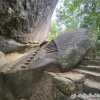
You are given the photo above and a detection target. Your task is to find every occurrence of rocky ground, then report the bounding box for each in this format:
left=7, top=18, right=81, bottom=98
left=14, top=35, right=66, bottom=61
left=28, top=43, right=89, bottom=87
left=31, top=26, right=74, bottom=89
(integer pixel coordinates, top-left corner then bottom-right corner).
left=0, top=0, right=99, bottom=99
left=29, top=58, right=100, bottom=100
left=0, top=28, right=100, bottom=100
left=0, top=28, right=99, bottom=100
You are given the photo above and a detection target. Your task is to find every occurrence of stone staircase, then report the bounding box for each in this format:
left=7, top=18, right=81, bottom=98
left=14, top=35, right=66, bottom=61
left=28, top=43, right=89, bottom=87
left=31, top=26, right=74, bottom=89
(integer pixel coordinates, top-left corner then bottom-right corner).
left=0, top=56, right=100, bottom=100
left=30, top=60, right=100, bottom=100
left=75, top=60, right=100, bottom=92
left=47, top=59, right=100, bottom=100
left=70, top=59, right=100, bottom=99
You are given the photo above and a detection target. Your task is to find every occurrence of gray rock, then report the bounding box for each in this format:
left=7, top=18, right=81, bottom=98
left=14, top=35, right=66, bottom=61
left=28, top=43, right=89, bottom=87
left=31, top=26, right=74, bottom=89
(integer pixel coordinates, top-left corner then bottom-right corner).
left=0, top=73, right=18, bottom=100
left=0, top=0, right=58, bottom=44
left=55, top=28, right=94, bottom=71
left=0, top=36, right=28, bottom=53
left=33, top=28, right=94, bottom=71
left=0, top=51, right=6, bottom=66
left=0, top=28, right=94, bottom=99
left=30, top=66, right=100, bottom=100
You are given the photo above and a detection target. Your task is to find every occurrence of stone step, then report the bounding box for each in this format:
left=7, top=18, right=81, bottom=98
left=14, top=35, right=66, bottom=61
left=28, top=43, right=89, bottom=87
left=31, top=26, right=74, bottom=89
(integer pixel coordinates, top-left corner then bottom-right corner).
left=88, top=98, right=100, bottom=100
left=83, top=79, right=100, bottom=93
left=72, top=69, right=100, bottom=93
left=83, top=58, right=100, bottom=61
left=81, top=59, right=100, bottom=66
left=78, top=65, right=100, bottom=73
left=56, top=71, right=85, bottom=82
left=51, top=71, right=100, bottom=99
left=73, top=69, right=100, bottom=82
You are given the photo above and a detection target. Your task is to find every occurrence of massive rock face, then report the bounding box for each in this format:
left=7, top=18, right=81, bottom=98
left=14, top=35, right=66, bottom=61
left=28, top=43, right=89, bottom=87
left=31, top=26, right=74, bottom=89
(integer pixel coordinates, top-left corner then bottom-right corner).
left=54, top=28, right=94, bottom=71
left=29, top=28, right=94, bottom=71
left=30, top=62, right=100, bottom=100
left=0, top=35, right=28, bottom=53
left=0, top=28, right=95, bottom=100
left=0, top=0, right=58, bottom=52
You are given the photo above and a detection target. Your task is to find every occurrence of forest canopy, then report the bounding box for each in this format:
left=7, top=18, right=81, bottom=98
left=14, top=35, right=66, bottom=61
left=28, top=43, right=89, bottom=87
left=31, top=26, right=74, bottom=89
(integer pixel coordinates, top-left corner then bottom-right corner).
left=49, top=0, right=100, bottom=56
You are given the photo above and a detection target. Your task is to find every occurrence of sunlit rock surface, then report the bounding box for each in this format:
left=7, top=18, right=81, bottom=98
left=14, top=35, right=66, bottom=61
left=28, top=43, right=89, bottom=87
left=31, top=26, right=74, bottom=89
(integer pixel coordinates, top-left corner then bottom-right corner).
left=0, top=0, right=58, bottom=48
left=0, top=28, right=98, bottom=100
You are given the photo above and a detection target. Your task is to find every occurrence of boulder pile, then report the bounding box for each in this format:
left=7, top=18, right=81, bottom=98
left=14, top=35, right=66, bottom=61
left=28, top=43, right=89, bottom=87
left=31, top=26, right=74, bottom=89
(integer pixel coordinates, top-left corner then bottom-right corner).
left=0, top=28, right=99, bottom=100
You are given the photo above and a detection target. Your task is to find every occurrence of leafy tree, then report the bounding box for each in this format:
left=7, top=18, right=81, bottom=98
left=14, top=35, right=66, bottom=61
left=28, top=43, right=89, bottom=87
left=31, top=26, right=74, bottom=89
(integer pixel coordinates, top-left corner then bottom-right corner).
left=56, top=0, right=100, bottom=56
left=48, top=21, right=57, bottom=40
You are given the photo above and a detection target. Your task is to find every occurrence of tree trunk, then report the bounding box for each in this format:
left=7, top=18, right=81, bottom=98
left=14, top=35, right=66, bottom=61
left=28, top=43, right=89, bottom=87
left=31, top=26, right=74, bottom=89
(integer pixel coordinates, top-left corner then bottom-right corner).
left=0, top=0, right=58, bottom=44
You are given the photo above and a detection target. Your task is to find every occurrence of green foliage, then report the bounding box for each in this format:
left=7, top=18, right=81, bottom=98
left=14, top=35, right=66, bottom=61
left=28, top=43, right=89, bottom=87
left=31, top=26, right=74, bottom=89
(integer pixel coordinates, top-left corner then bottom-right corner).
left=57, top=0, right=100, bottom=56
left=48, top=22, right=57, bottom=40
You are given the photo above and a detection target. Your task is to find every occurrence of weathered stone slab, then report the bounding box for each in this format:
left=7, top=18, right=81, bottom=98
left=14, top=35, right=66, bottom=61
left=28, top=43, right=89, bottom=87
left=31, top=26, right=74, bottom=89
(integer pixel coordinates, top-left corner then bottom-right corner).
left=0, top=28, right=94, bottom=99
left=54, top=28, right=94, bottom=71
left=0, top=36, right=27, bottom=53
left=1, top=28, right=94, bottom=72
left=30, top=69, right=100, bottom=100
left=0, top=0, right=58, bottom=45
left=73, top=69, right=100, bottom=82
left=0, top=63, right=100, bottom=100
left=78, top=65, right=100, bottom=73
left=81, top=59, right=100, bottom=66
left=29, top=58, right=100, bottom=100
left=0, top=73, right=18, bottom=100
left=83, top=79, right=100, bottom=93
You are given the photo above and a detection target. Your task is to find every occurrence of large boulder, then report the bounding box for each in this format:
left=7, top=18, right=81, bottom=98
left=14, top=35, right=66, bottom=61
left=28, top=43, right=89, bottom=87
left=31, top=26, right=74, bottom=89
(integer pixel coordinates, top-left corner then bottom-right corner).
left=30, top=65, right=100, bottom=100
left=54, top=28, right=94, bottom=71
left=0, top=0, right=58, bottom=46
left=31, top=28, right=94, bottom=71
left=0, top=28, right=94, bottom=99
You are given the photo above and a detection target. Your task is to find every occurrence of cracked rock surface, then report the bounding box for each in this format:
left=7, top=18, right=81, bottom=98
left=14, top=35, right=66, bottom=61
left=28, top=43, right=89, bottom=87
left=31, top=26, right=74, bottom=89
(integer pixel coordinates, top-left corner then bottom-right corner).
left=0, top=28, right=98, bottom=100
left=0, top=0, right=58, bottom=46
